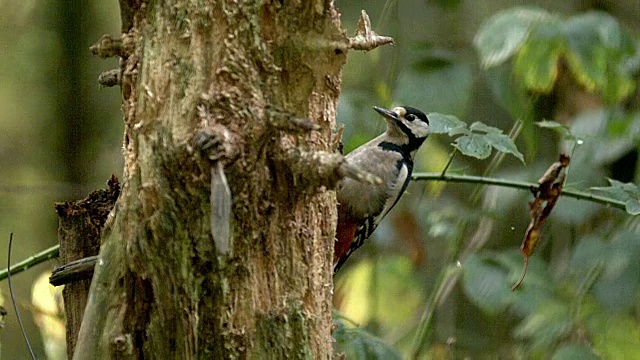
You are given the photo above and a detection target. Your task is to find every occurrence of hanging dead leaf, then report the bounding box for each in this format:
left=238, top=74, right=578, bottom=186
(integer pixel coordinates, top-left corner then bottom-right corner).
left=512, top=154, right=570, bottom=291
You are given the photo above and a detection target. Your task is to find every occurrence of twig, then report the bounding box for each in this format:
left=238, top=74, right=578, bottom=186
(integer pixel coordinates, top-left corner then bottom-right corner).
left=411, top=172, right=627, bottom=211
left=7, top=233, right=37, bottom=360
left=0, top=245, right=59, bottom=281
left=440, top=148, right=457, bottom=178
left=410, top=264, right=462, bottom=359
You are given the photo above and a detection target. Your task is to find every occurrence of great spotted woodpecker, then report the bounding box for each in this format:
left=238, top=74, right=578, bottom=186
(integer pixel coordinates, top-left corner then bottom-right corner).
left=334, top=106, right=430, bottom=273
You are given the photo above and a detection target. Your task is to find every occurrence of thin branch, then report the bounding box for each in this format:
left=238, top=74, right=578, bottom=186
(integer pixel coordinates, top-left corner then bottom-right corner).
left=439, top=148, right=457, bottom=178
left=411, top=172, right=627, bottom=211
left=7, top=233, right=37, bottom=360
left=0, top=244, right=59, bottom=281
left=411, top=264, right=462, bottom=359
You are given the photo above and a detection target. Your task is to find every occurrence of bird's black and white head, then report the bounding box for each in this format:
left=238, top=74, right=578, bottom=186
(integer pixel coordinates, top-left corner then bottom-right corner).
left=374, top=106, right=430, bottom=150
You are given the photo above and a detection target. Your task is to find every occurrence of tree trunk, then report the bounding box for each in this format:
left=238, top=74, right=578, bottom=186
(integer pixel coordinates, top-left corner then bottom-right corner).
left=74, top=1, right=348, bottom=358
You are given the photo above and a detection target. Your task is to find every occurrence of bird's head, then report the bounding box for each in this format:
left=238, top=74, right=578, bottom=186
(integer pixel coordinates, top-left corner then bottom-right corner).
left=374, top=106, right=430, bottom=147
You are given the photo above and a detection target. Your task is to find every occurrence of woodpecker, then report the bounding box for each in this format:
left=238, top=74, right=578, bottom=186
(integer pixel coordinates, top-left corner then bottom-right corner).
left=334, top=106, right=430, bottom=273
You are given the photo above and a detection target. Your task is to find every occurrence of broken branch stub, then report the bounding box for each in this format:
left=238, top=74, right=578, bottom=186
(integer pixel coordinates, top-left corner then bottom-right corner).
left=348, top=10, right=395, bottom=51
left=286, top=149, right=383, bottom=189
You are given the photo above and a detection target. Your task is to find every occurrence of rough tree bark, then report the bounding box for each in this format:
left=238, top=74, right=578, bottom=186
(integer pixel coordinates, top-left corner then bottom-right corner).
left=72, top=1, right=362, bottom=358
left=52, top=176, right=119, bottom=359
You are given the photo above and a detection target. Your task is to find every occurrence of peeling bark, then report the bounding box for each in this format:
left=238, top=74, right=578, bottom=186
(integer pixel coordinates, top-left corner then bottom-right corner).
left=75, top=1, right=351, bottom=358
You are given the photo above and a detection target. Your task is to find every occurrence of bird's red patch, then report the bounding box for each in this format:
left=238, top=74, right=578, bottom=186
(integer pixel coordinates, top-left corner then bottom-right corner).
left=334, top=218, right=357, bottom=266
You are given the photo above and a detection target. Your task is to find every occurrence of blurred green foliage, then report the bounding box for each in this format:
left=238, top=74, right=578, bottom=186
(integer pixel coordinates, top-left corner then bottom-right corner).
left=1, top=0, right=639, bottom=358
left=335, top=1, right=640, bottom=359
left=0, top=1, right=121, bottom=358
left=475, top=7, right=638, bottom=103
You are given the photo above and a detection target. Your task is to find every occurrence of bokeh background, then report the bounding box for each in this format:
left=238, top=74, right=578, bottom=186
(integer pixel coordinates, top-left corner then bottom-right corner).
left=0, top=0, right=638, bottom=358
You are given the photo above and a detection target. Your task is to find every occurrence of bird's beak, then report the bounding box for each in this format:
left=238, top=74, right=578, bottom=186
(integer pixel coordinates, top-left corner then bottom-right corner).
left=374, top=106, right=399, bottom=121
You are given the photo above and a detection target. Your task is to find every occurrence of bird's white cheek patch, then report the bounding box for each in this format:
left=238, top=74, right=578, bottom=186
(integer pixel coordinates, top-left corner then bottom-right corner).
left=412, top=124, right=430, bottom=138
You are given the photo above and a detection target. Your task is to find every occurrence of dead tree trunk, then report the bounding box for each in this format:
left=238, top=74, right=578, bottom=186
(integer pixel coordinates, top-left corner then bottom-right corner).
left=73, top=1, right=354, bottom=358
left=52, top=176, right=119, bottom=359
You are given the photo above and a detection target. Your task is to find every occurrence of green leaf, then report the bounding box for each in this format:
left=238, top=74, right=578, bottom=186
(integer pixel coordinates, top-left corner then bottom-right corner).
left=535, top=120, right=572, bottom=137
left=461, top=254, right=513, bottom=314
left=427, top=112, right=467, bottom=134
left=454, top=134, right=492, bottom=159
left=563, top=14, right=611, bottom=92
left=562, top=12, right=637, bottom=103
left=332, top=320, right=402, bottom=360
left=513, top=22, right=565, bottom=93
left=591, top=185, right=628, bottom=201
left=591, top=180, right=640, bottom=215
left=571, top=232, right=640, bottom=310
left=450, top=122, right=524, bottom=162
left=484, top=132, right=525, bottom=163
left=469, top=121, right=503, bottom=134
left=411, top=48, right=456, bottom=72
left=474, top=6, right=552, bottom=68
left=484, top=65, right=533, bottom=120
left=607, top=179, right=640, bottom=196
left=552, top=345, right=599, bottom=360
left=588, top=313, right=640, bottom=360
left=514, top=301, right=573, bottom=351
left=448, top=126, right=472, bottom=136
left=601, top=70, right=636, bottom=104
left=607, top=112, right=640, bottom=137
left=625, top=199, right=640, bottom=215
left=493, top=251, right=554, bottom=317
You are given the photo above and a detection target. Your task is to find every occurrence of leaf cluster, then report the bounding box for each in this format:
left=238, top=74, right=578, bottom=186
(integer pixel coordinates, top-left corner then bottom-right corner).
left=475, top=7, right=639, bottom=104
left=429, top=113, right=524, bottom=162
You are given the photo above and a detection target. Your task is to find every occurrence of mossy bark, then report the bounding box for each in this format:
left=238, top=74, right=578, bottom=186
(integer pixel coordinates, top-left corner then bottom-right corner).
left=74, top=1, right=347, bottom=358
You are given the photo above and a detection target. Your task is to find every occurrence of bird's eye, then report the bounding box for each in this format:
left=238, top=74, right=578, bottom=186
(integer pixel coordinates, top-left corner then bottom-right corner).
left=405, top=114, right=416, bottom=121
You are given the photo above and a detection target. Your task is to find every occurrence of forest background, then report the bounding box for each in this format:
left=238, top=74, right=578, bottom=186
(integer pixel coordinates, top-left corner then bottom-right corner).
left=0, top=0, right=639, bottom=358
